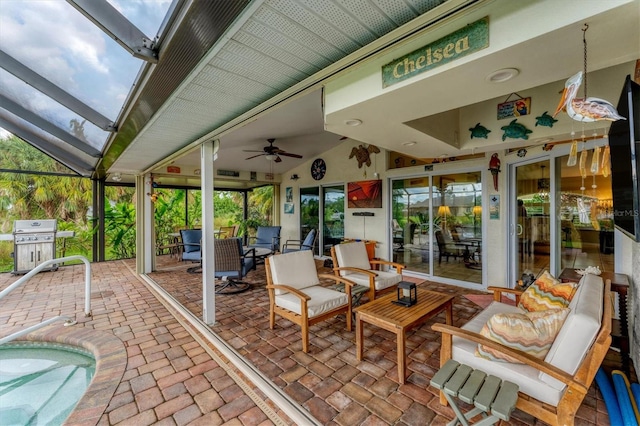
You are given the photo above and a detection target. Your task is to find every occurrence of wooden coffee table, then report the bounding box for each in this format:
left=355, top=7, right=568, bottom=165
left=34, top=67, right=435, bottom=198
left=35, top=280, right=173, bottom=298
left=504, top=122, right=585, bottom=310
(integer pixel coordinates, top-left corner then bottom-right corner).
left=355, top=287, right=454, bottom=384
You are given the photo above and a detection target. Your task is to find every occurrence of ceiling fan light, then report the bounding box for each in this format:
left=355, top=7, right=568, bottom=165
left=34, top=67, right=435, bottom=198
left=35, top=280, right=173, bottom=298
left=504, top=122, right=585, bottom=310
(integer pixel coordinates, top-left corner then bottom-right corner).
left=265, top=154, right=278, bottom=161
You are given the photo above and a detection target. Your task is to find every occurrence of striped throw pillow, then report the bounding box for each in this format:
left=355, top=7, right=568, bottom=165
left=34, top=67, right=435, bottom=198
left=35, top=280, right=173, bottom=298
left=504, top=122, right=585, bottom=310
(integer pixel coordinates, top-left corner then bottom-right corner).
left=517, top=270, right=577, bottom=312
left=476, top=308, right=570, bottom=363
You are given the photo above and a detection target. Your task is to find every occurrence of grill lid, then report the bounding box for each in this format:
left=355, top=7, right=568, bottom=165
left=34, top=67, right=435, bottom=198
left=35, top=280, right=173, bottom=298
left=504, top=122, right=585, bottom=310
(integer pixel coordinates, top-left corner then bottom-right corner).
left=13, top=219, right=58, bottom=233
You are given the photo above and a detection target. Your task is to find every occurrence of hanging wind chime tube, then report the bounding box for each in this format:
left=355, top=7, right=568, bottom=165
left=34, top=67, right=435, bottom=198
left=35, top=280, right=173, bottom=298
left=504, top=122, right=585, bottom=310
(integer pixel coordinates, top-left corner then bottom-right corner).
left=579, top=141, right=588, bottom=179
left=590, top=145, right=600, bottom=174
left=602, top=145, right=611, bottom=177
left=568, top=132, right=578, bottom=166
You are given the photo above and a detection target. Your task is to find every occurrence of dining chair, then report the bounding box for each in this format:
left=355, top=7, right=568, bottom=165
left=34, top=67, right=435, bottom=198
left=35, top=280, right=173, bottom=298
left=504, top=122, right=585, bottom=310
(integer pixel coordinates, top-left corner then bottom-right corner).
left=330, top=241, right=405, bottom=302
left=282, top=228, right=317, bottom=253
left=265, top=250, right=355, bottom=352
left=435, top=230, right=463, bottom=264
left=217, top=226, right=236, bottom=239
left=179, top=229, right=202, bottom=263
left=247, top=226, right=281, bottom=253
left=213, top=238, right=255, bottom=294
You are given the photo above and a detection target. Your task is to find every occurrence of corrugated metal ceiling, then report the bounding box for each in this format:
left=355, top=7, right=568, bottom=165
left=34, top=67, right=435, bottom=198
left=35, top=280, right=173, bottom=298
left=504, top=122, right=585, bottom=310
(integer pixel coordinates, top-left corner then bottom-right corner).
left=106, top=0, right=454, bottom=176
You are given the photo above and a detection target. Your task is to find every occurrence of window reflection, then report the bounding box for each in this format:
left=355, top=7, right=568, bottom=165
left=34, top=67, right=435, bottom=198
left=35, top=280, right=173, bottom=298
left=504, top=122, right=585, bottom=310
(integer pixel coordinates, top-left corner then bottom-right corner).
left=391, top=172, right=482, bottom=284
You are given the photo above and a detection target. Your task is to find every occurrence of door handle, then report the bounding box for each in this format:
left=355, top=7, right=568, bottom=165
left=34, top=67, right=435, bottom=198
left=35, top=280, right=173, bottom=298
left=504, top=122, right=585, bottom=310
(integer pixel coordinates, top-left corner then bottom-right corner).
left=517, top=224, right=523, bottom=236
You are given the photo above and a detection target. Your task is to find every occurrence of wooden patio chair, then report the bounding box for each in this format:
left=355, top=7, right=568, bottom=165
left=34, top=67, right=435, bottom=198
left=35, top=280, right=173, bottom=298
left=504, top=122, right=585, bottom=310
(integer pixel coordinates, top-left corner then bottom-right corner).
left=265, top=250, right=355, bottom=353
left=330, top=241, right=405, bottom=302
left=217, top=226, right=236, bottom=239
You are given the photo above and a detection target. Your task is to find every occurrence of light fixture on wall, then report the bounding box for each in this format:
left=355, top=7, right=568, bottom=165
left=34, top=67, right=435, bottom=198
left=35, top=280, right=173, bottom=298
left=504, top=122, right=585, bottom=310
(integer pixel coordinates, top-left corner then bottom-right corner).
left=290, top=174, right=299, bottom=181
left=111, top=172, right=122, bottom=182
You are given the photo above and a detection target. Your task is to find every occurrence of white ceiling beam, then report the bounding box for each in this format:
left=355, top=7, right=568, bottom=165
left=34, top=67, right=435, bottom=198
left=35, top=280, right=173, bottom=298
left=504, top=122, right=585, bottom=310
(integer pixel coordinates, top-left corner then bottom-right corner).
left=0, top=116, right=94, bottom=176
left=0, top=50, right=117, bottom=132
left=0, top=94, right=102, bottom=158
left=66, top=0, right=158, bottom=63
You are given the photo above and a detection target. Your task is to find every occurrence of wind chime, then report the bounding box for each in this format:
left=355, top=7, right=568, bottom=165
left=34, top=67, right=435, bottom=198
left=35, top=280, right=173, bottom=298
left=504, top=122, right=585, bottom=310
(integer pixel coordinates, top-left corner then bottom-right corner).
left=555, top=24, right=621, bottom=222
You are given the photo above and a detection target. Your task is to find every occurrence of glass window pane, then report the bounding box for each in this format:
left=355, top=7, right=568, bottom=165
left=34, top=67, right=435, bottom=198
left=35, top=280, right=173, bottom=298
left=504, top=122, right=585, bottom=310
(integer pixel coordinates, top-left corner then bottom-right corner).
left=0, top=0, right=172, bottom=145
left=1, top=69, right=109, bottom=151
left=556, top=151, right=614, bottom=273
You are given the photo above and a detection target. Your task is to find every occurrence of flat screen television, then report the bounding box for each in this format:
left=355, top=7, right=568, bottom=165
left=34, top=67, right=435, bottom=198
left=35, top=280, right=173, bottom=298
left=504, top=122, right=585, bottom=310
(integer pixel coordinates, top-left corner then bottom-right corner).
left=608, top=75, right=640, bottom=242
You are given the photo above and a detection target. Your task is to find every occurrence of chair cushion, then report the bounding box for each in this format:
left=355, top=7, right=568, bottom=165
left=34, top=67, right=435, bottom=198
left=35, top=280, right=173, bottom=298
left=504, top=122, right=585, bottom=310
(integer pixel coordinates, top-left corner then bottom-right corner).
left=540, top=273, right=603, bottom=389
left=181, top=229, right=202, bottom=253
left=334, top=242, right=371, bottom=275
left=275, top=286, right=348, bottom=318
left=182, top=250, right=201, bottom=261
left=476, top=308, right=569, bottom=363
left=517, top=270, right=577, bottom=312
left=269, top=250, right=320, bottom=295
left=252, top=226, right=281, bottom=251
left=343, top=270, right=402, bottom=291
left=302, top=229, right=316, bottom=247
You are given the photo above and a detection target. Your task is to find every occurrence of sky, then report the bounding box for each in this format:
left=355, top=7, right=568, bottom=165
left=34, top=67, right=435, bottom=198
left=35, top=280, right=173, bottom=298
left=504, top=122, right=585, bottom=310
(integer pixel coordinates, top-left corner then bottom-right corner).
left=0, top=0, right=172, bottom=145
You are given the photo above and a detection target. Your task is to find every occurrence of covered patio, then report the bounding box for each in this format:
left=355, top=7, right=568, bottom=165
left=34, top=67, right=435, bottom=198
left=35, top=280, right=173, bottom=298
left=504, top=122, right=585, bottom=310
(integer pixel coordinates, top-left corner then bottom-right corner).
left=1, top=256, right=622, bottom=425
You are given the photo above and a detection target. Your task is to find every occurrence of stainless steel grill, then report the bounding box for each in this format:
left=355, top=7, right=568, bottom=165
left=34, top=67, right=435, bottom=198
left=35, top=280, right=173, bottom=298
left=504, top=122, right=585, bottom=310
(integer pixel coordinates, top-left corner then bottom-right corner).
left=12, top=219, right=58, bottom=274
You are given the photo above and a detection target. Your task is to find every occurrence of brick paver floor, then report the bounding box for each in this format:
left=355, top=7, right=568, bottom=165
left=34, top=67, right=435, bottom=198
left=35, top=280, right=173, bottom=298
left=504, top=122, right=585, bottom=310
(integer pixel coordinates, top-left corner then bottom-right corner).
left=0, top=260, right=288, bottom=426
left=1, top=257, right=631, bottom=425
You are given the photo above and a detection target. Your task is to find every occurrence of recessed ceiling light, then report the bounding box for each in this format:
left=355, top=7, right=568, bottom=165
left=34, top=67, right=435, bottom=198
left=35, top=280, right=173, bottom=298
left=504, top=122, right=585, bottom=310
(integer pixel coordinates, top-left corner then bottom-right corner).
left=402, top=141, right=417, bottom=146
left=486, top=68, right=519, bottom=83
left=344, top=119, right=362, bottom=126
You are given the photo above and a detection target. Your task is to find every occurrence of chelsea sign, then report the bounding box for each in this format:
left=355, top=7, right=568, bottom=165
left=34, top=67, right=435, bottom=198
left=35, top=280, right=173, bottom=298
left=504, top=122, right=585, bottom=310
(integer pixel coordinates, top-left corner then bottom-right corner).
left=382, top=17, right=489, bottom=87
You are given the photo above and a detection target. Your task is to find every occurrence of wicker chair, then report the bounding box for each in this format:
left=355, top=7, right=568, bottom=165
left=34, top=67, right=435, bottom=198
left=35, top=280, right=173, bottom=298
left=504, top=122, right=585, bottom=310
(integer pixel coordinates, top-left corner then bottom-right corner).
left=213, top=238, right=255, bottom=294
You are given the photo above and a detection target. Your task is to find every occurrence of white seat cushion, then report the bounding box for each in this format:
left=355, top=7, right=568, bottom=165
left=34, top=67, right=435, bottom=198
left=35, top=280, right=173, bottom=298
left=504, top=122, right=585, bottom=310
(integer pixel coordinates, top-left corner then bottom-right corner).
left=451, top=301, right=565, bottom=406
left=268, top=251, right=320, bottom=295
left=345, top=270, right=402, bottom=291
left=334, top=242, right=371, bottom=274
left=275, top=286, right=348, bottom=318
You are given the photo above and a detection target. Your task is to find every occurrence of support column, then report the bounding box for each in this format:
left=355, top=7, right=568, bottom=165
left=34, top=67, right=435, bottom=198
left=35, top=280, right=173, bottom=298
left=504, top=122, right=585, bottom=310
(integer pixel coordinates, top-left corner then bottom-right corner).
left=201, top=140, right=218, bottom=325
left=135, top=174, right=154, bottom=274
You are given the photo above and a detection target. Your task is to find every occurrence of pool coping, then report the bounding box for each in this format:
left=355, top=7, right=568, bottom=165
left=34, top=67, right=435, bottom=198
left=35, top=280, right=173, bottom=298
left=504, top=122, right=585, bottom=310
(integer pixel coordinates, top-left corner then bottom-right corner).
left=15, top=325, right=127, bottom=426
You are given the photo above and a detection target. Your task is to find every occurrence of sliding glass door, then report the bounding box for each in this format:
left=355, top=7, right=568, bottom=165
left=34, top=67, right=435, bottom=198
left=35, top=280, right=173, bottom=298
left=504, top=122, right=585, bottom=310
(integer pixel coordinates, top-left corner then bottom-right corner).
left=300, top=185, right=345, bottom=256
left=390, top=172, right=482, bottom=284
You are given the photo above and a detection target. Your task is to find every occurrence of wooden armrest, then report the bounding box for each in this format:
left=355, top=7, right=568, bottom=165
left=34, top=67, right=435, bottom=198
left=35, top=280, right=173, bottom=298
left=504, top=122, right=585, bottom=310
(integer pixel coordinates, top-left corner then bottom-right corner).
left=431, top=323, right=588, bottom=392
left=369, top=259, right=406, bottom=271
left=333, top=266, right=377, bottom=277
left=266, top=284, right=310, bottom=300
left=487, top=286, right=524, bottom=295
left=318, top=273, right=356, bottom=290
left=487, top=286, right=524, bottom=303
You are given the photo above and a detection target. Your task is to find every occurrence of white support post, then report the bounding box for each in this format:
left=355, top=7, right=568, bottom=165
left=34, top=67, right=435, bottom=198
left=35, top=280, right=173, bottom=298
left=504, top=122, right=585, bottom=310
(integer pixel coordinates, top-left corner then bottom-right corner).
left=201, top=140, right=218, bottom=324
left=135, top=174, right=154, bottom=274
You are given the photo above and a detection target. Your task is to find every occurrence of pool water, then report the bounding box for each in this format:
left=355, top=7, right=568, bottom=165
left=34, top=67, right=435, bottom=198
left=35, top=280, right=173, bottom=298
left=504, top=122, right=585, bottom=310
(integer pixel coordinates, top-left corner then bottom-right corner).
left=0, top=342, right=95, bottom=426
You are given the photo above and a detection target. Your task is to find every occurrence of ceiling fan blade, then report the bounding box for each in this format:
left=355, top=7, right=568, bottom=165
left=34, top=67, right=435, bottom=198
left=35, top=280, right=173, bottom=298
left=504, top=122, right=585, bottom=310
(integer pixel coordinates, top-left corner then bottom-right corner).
left=278, top=152, right=303, bottom=159
left=245, top=153, right=265, bottom=160
left=243, top=149, right=266, bottom=153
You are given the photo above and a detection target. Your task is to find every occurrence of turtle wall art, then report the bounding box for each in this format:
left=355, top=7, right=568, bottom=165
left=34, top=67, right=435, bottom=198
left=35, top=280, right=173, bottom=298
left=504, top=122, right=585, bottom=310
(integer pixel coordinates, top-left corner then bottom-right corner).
left=535, top=111, right=558, bottom=127
left=500, top=119, right=532, bottom=140
left=469, top=123, right=491, bottom=139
